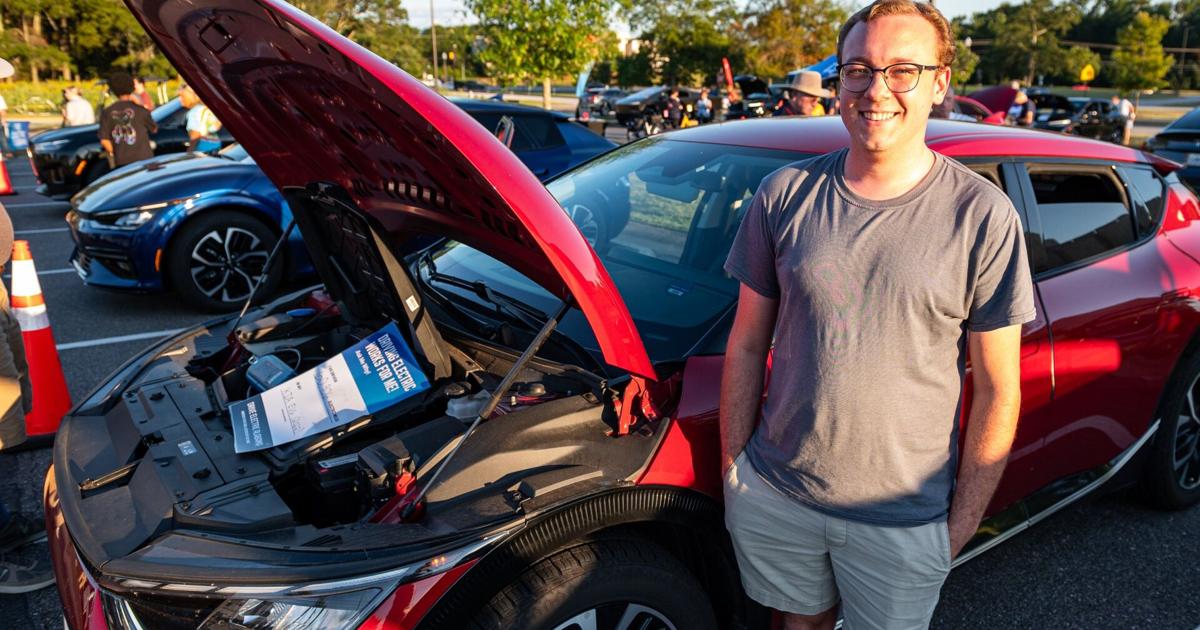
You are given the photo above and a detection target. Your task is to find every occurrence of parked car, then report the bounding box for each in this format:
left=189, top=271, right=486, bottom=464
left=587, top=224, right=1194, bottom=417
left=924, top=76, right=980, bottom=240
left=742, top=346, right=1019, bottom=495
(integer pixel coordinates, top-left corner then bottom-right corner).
left=1030, top=92, right=1078, bottom=133
left=50, top=3, right=1200, bottom=630
left=952, top=95, right=1005, bottom=124
left=28, top=97, right=236, bottom=199
left=66, top=100, right=616, bottom=311
left=724, top=75, right=779, bottom=120
left=1144, top=107, right=1200, bottom=190
left=1068, top=97, right=1125, bottom=143
left=575, top=86, right=626, bottom=120
left=613, top=85, right=702, bottom=127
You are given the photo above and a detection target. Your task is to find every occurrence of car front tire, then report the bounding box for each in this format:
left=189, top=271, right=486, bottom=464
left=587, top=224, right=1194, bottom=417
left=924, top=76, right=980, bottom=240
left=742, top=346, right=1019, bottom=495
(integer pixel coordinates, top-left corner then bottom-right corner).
left=470, top=538, right=717, bottom=630
left=167, top=210, right=282, bottom=312
left=1140, top=350, right=1200, bottom=509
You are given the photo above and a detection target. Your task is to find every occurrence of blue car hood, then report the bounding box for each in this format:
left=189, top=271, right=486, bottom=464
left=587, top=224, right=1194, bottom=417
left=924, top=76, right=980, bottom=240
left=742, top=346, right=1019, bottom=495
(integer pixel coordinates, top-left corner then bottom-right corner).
left=73, top=153, right=262, bottom=213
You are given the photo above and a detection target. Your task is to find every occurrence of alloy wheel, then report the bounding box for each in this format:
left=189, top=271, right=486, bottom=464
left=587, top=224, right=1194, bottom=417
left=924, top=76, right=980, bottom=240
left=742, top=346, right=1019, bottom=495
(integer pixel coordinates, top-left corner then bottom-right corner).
left=1175, top=381, right=1200, bottom=490
left=188, top=226, right=269, bottom=304
left=552, top=603, right=677, bottom=630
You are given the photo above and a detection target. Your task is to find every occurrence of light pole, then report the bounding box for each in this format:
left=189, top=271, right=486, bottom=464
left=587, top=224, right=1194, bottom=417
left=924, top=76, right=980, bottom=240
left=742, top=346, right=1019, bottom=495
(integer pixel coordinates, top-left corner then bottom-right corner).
left=430, top=0, right=439, bottom=90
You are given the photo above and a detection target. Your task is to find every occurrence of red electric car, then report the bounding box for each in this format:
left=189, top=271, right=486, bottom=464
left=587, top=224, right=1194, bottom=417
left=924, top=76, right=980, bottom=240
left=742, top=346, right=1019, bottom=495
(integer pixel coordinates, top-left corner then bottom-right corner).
left=46, top=1, right=1200, bottom=629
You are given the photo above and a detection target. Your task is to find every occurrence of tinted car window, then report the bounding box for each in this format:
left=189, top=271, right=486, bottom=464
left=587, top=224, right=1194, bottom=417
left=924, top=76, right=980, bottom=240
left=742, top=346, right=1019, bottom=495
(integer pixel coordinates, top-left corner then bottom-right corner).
left=514, top=115, right=565, bottom=150
left=465, top=112, right=564, bottom=152
left=1029, top=168, right=1136, bottom=273
left=1120, top=166, right=1166, bottom=237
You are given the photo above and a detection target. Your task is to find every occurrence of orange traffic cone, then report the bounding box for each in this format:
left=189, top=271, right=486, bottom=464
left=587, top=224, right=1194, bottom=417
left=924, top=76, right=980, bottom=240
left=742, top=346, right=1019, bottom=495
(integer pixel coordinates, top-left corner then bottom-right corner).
left=10, top=241, right=70, bottom=437
left=0, top=154, right=13, bottom=196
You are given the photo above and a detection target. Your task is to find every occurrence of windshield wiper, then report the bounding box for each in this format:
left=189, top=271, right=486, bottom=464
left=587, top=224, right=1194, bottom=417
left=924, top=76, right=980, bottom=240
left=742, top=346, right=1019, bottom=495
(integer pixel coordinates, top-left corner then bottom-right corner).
left=418, top=252, right=603, bottom=374
left=420, top=252, right=545, bottom=329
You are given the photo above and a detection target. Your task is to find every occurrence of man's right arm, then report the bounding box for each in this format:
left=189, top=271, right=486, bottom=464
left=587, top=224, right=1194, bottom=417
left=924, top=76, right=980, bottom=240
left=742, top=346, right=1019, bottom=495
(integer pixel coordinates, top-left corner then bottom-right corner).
left=720, top=283, right=778, bottom=475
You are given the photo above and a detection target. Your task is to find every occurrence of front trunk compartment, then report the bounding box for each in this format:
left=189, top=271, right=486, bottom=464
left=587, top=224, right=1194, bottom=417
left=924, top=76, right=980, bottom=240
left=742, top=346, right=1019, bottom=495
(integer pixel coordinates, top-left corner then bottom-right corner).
left=55, top=290, right=672, bottom=588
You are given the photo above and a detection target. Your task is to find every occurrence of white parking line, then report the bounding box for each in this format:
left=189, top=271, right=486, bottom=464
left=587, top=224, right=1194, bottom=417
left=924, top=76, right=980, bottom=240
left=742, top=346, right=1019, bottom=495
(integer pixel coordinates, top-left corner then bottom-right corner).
left=2, top=201, right=68, bottom=209
left=57, top=328, right=185, bottom=351
left=14, top=227, right=69, bottom=235
left=2, top=268, right=76, bottom=279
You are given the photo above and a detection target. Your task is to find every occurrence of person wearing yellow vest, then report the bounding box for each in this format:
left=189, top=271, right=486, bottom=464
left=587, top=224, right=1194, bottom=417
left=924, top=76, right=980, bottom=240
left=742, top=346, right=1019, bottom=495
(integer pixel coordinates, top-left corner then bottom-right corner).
left=179, top=84, right=223, bottom=153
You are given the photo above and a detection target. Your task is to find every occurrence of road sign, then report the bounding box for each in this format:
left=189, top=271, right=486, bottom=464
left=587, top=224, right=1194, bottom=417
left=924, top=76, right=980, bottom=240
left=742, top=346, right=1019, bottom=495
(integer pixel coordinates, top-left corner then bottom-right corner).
left=1080, top=64, right=1095, bottom=83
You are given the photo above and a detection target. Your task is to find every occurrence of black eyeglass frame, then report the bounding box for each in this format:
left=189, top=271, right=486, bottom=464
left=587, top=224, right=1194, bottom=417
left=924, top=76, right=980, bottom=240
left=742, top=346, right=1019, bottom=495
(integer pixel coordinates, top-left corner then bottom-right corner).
left=836, top=62, right=942, bottom=94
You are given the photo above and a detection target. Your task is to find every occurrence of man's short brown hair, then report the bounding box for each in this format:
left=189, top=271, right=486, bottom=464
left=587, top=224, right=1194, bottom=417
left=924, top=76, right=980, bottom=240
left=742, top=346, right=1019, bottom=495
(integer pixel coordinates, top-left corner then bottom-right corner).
left=837, top=0, right=956, bottom=68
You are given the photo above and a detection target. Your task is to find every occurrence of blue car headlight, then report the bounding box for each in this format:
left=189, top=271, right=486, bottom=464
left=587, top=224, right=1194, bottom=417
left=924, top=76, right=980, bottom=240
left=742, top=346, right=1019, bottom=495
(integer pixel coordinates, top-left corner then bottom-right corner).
left=87, top=195, right=199, bottom=230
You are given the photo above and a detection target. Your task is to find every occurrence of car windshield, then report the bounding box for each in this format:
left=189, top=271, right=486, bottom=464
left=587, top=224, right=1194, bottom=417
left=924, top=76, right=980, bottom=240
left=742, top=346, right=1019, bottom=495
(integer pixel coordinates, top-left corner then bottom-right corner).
left=424, top=138, right=807, bottom=365
left=150, top=98, right=182, bottom=124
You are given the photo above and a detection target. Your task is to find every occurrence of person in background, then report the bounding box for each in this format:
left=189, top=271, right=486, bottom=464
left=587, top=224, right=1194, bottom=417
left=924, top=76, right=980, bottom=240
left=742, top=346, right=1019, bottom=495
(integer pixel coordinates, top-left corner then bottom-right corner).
left=773, top=70, right=829, bottom=117
left=1009, top=89, right=1035, bottom=127
left=696, top=87, right=713, bottom=124
left=133, top=77, right=154, bottom=110
left=61, top=86, right=95, bottom=127
left=1112, top=93, right=1135, bottom=145
left=665, top=88, right=683, bottom=129
left=0, top=53, right=53, bottom=595
left=178, top=84, right=223, bottom=153
left=0, top=87, right=8, bottom=157
left=98, top=71, right=157, bottom=169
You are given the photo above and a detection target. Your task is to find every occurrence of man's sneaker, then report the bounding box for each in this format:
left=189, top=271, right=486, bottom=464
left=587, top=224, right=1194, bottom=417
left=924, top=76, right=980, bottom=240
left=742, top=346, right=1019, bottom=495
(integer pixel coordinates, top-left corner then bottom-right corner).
left=0, top=556, right=54, bottom=594
left=0, top=513, right=47, bottom=553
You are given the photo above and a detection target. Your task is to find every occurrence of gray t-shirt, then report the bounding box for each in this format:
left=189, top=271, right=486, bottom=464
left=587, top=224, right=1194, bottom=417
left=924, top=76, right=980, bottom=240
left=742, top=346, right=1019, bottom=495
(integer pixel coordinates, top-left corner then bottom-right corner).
left=724, top=148, right=1035, bottom=526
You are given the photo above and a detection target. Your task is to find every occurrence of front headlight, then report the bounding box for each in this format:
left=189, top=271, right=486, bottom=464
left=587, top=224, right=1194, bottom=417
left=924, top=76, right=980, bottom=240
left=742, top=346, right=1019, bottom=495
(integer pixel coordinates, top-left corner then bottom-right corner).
left=113, top=210, right=155, bottom=228
left=33, top=138, right=71, bottom=151
left=199, top=588, right=385, bottom=630
left=89, top=195, right=199, bottom=230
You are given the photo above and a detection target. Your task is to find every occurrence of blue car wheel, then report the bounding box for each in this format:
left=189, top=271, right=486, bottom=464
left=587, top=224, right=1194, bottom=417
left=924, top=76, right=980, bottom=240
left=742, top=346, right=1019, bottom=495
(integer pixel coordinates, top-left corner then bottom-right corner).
left=167, top=210, right=281, bottom=311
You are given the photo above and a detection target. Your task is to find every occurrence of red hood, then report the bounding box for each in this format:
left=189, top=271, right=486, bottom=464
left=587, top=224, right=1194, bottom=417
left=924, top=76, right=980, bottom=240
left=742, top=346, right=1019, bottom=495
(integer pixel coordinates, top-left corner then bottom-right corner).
left=967, top=86, right=1018, bottom=116
left=123, top=0, right=654, bottom=378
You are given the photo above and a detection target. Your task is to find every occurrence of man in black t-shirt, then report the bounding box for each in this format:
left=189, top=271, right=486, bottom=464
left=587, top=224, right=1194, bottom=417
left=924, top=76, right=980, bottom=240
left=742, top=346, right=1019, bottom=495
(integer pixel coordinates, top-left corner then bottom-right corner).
left=98, top=72, right=156, bottom=168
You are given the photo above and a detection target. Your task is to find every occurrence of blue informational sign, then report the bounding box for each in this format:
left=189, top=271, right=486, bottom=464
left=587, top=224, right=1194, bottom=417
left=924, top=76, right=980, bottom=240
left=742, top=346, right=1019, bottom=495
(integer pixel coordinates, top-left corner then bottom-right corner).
left=6, top=121, right=29, bottom=151
left=230, top=322, right=430, bottom=453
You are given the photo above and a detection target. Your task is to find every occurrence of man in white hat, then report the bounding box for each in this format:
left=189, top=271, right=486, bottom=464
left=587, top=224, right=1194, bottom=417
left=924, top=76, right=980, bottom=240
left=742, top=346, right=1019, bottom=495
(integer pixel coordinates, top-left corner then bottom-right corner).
left=773, top=70, right=831, bottom=117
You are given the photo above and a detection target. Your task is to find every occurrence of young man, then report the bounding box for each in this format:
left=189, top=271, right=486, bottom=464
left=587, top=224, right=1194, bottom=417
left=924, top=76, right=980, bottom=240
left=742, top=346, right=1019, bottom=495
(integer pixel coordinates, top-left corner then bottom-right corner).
left=721, top=2, right=1034, bottom=629
left=773, top=70, right=829, bottom=117
left=98, top=72, right=157, bottom=169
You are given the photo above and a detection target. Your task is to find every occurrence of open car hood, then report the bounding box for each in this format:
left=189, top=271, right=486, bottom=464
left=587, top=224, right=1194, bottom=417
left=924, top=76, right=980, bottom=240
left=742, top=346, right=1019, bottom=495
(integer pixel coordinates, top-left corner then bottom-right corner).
left=124, top=0, right=654, bottom=378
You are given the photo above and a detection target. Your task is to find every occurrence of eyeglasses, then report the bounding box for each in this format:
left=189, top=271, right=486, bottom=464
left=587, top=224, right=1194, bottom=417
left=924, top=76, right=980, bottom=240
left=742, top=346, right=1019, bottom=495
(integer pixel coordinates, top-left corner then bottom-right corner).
left=837, top=62, right=941, bottom=94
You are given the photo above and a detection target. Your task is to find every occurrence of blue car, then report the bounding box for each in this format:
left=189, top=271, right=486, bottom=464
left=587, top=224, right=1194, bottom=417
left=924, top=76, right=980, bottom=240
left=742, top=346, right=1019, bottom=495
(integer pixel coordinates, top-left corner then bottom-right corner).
left=66, top=100, right=616, bottom=310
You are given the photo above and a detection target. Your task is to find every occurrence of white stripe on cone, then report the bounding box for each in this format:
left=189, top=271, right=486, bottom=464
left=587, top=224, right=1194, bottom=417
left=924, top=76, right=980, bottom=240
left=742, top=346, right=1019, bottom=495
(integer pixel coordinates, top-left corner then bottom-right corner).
left=14, top=303, right=48, bottom=331
left=10, top=258, right=44, bottom=306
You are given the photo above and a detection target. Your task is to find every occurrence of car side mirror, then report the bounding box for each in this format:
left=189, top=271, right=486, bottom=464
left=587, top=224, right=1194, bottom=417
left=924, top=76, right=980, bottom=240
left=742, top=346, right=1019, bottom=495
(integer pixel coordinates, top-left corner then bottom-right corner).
left=494, top=116, right=515, bottom=148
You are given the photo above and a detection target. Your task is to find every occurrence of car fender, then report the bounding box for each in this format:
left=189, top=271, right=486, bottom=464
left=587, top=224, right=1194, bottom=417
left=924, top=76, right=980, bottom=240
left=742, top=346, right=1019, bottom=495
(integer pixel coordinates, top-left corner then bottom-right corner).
left=414, top=485, right=737, bottom=629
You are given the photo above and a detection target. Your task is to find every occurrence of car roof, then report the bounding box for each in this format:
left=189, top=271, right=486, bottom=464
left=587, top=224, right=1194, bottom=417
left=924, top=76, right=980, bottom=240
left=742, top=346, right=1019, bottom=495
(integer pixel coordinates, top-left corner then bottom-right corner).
left=450, top=97, right=570, bottom=120
left=665, top=116, right=1150, bottom=164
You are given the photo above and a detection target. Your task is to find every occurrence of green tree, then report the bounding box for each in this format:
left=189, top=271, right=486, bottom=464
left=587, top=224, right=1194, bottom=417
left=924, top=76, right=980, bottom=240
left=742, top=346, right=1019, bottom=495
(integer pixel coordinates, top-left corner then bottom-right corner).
left=1111, top=11, right=1174, bottom=95
left=989, top=0, right=1081, bottom=85
left=952, top=40, right=979, bottom=89
left=623, top=0, right=745, bottom=86
left=466, top=0, right=614, bottom=108
left=741, top=0, right=847, bottom=80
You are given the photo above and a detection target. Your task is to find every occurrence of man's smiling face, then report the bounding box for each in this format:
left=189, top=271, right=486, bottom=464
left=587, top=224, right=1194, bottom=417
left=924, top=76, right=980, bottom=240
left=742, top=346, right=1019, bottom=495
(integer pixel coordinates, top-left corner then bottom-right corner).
left=839, top=13, right=949, bottom=155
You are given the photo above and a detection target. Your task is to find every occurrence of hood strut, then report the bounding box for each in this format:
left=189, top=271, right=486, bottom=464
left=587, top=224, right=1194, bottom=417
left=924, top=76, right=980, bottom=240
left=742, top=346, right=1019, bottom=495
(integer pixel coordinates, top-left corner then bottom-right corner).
left=399, top=299, right=573, bottom=520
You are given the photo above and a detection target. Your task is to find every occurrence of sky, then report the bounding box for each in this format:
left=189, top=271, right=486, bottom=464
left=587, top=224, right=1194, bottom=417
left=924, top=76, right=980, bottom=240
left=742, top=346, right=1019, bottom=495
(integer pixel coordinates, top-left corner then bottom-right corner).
left=401, top=0, right=1013, bottom=35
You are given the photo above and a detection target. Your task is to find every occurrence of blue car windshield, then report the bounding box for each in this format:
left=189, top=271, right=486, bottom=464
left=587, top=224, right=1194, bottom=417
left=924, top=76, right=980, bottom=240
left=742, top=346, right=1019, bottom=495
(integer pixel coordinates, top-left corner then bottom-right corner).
left=424, top=138, right=808, bottom=365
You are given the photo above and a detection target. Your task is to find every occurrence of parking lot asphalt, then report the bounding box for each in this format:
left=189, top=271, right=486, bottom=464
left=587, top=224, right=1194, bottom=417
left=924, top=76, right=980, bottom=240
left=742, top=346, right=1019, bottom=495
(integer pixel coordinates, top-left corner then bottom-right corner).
left=0, top=146, right=1197, bottom=628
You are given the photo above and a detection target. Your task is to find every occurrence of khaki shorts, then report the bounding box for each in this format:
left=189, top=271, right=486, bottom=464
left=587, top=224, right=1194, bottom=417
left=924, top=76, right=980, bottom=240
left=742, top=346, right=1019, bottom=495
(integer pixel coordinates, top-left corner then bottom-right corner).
left=724, top=451, right=951, bottom=629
